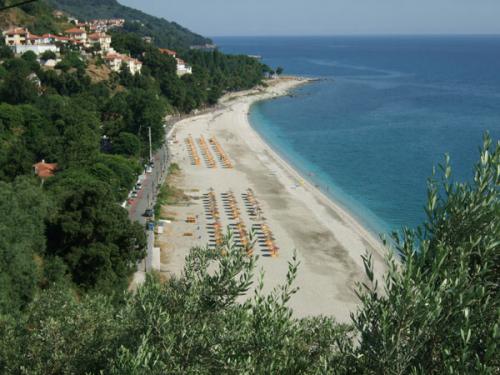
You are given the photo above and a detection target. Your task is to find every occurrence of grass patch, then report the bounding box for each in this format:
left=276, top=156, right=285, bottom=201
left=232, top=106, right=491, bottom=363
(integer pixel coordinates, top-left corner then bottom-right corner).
left=154, top=163, right=187, bottom=219
left=168, top=163, right=180, bottom=175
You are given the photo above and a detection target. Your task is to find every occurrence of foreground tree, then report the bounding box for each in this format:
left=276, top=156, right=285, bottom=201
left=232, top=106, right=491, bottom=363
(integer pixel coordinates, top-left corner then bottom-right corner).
left=45, top=171, right=146, bottom=293
left=0, top=178, right=48, bottom=314
left=0, top=136, right=498, bottom=374
left=349, top=135, right=499, bottom=374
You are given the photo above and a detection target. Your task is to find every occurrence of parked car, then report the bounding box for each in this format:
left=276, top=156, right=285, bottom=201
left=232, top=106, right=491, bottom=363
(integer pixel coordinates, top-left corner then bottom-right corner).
left=135, top=182, right=142, bottom=190
left=143, top=208, right=154, bottom=218
left=131, top=191, right=138, bottom=198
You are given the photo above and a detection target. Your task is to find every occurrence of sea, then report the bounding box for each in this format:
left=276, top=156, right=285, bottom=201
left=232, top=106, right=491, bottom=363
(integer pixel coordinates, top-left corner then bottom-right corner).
left=214, top=36, right=500, bottom=235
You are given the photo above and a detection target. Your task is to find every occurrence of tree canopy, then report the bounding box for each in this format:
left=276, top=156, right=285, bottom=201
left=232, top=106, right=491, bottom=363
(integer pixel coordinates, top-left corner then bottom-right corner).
left=0, top=136, right=497, bottom=374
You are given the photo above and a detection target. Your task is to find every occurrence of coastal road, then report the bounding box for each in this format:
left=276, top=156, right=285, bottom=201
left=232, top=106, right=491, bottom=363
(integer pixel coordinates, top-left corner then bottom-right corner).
left=128, top=144, right=169, bottom=225
left=128, top=140, right=169, bottom=274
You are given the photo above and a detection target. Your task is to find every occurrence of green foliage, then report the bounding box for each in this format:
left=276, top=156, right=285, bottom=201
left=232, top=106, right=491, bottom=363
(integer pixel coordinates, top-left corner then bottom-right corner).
left=349, top=135, right=500, bottom=374
left=90, top=153, right=141, bottom=200
left=0, top=286, right=124, bottom=374
left=112, top=131, right=142, bottom=157
left=0, top=58, right=38, bottom=104
left=55, top=51, right=86, bottom=71
left=21, top=50, right=37, bottom=63
left=102, top=87, right=167, bottom=154
left=18, top=0, right=62, bottom=35
left=0, top=239, right=351, bottom=374
left=0, top=45, right=13, bottom=59
left=0, top=64, right=7, bottom=79
left=40, top=68, right=91, bottom=95
left=45, top=170, right=146, bottom=293
left=109, top=244, right=351, bottom=374
left=110, top=30, right=148, bottom=58
left=0, top=178, right=49, bottom=315
left=40, top=49, right=57, bottom=61
left=186, top=49, right=268, bottom=94
left=1, top=137, right=497, bottom=374
left=21, top=50, right=42, bottom=72
left=153, top=181, right=184, bottom=218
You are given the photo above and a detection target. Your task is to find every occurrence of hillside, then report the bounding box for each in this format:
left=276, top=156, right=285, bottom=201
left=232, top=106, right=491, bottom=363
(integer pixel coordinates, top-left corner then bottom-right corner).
left=46, top=0, right=211, bottom=49
left=0, top=0, right=71, bottom=34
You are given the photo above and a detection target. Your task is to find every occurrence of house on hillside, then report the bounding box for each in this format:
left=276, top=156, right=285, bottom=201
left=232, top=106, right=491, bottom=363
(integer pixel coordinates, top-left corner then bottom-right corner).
left=105, top=52, right=142, bottom=75
left=3, top=27, right=29, bottom=45
left=176, top=58, right=192, bottom=76
left=126, top=56, right=143, bottom=75
left=3, top=27, right=59, bottom=55
left=40, top=34, right=71, bottom=45
left=64, top=27, right=88, bottom=46
left=105, top=52, right=124, bottom=72
left=158, top=49, right=192, bottom=76
left=88, top=32, right=112, bottom=51
left=159, top=48, right=176, bottom=58
left=25, top=33, right=43, bottom=45
left=33, top=160, right=58, bottom=180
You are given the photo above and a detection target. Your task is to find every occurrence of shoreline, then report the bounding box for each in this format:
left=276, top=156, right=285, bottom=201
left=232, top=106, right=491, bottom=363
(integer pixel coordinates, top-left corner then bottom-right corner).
left=161, top=76, right=387, bottom=321
left=245, top=88, right=385, bottom=256
left=247, top=99, right=387, bottom=247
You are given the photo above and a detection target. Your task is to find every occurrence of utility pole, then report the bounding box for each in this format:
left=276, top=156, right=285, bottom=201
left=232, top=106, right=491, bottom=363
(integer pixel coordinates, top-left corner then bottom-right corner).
left=148, top=127, right=153, bottom=164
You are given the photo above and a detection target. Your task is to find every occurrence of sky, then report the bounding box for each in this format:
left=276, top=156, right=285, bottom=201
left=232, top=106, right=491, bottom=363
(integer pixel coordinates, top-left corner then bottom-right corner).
left=119, top=0, right=500, bottom=37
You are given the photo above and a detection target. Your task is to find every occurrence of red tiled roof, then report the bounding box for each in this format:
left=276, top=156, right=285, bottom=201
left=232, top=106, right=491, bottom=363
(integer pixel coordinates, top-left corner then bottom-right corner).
left=105, top=52, right=121, bottom=60
left=159, top=48, right=176, bottom=56
left=65, top=28, right=86, bottom=34
left=33, top=161, right=58, bottom=178
left=40, top=34, right=70, bottom=42
left=88, top=32, right=109, bottom=40
left=106, top=52, right=142, bottom=65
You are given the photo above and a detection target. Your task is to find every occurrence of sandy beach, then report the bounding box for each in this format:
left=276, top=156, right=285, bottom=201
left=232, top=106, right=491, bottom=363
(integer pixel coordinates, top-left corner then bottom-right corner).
left=158, top=77, right=387, bottom=322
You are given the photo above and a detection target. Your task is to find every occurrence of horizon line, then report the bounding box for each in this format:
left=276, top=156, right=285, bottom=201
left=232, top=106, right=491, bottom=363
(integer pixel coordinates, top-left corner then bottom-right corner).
left=210, top=33, right=500, bottom=39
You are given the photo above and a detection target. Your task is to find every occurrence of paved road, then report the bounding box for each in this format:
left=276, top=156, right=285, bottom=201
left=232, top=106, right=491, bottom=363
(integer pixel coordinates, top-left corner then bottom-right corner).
left=129, top=144, right=168, bottom=225
left=128, top=140, right=169, bottom=273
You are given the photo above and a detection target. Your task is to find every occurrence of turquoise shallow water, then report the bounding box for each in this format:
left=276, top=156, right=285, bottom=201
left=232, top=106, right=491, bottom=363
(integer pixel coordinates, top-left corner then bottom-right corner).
left=215, top=36, right=500, bottom=234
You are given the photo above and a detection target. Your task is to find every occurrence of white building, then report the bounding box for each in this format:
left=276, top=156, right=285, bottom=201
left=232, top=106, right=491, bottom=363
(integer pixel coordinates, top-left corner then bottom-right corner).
left=12, top=44, right=58, bottom=56
left=105, top=52, right=142, bottom=75
left=3, top=27, right=29, bottom=46
left=64, top=27, right=88, bottom=46
left=88, top=32, right=112, bottom=51
left=176, top=58, right=192, bottom=76
left=159, top=49, right=192, bottom=76
left=127, top=57, right=143, bottom=75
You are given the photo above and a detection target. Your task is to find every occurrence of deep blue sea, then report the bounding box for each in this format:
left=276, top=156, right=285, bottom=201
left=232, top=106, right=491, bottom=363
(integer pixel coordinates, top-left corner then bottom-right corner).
left=214, top=36, right=500, bottom=234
